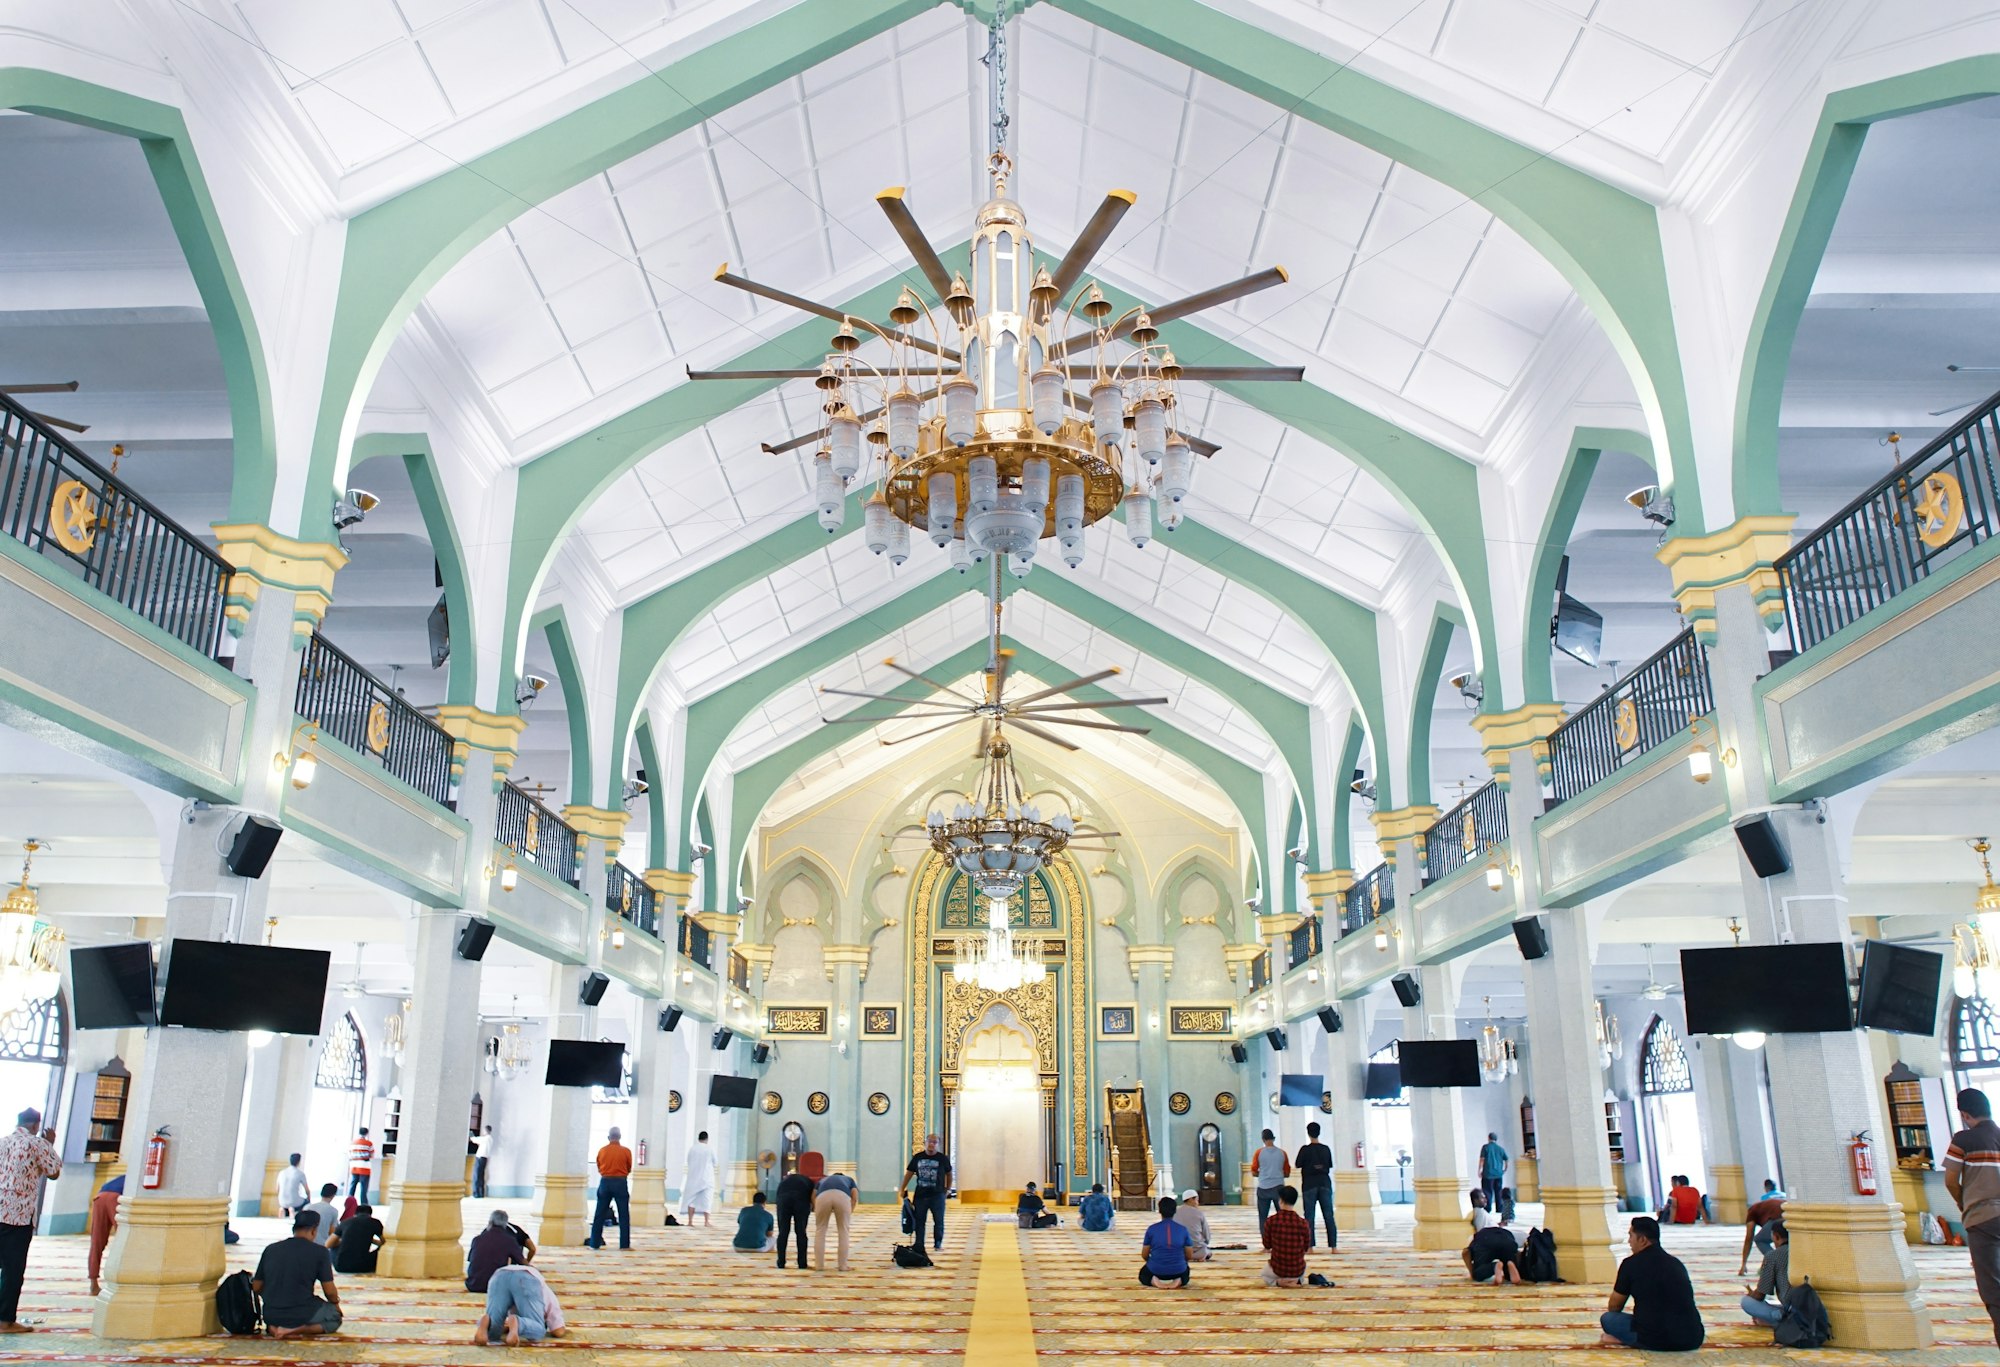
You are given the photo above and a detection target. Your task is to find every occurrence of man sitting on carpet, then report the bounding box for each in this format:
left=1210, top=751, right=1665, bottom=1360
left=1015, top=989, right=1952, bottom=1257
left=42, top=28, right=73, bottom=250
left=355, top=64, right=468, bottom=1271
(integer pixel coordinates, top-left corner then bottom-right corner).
left=472, top=1263, right=567, bottom=1346
left=1078, top=1183, right=1115, bottom=1232
left=328, top=1203, right=385, bottom=1275
left=1173, top=1188, right=1213, bottom=1261
left=1260, top=1185, right=1310, bottom=1287
left=252, top=1211, right=342, bottom=1340
left=1017, top=1182, right=1060, bottom=1228
left=733, top=1190, right=775, bottom=1252
left=1601, top=1217, right=1704, bottom=1351
left=1140, top=1196, right=1193, bottom=1289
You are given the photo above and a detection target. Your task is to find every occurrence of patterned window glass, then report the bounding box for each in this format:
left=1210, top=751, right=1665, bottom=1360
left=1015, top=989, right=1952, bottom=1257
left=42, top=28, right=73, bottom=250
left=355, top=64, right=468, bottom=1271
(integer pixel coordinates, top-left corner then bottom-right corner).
left=0, top=994, right=63, bottom=1064
left=1639, top=1016, right=1693, bottom=1095
left=315, top=1012, right=366, bottom=1092
left=1955, top=995, right=2000, bottom=1071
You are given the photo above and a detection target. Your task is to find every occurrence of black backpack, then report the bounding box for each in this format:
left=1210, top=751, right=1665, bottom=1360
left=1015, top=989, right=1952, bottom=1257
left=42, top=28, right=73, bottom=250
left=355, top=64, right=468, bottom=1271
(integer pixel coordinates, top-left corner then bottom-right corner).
left=893, top=1242, right=934, bottom=1269
left=1775, top=1277, right=1832, bottom=1348
left=215, top=1271, right=260, bottom=1336
left=1518, top=1226, right=1561, bottom=1283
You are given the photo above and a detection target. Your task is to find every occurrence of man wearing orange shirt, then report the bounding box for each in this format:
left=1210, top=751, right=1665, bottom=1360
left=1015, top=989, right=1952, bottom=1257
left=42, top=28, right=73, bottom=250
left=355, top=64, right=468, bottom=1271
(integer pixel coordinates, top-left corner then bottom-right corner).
left=588, top=1126, right=633, bottom=1250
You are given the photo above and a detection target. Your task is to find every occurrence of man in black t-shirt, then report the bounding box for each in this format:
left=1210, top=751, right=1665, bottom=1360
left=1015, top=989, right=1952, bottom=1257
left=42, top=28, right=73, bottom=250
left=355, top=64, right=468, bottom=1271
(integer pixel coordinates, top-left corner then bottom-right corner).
left=897, top=1133, right=953, bottom=1251
left=1295, top=1121, right=1336, bottom=1251
left=253, top=1212, right=342, bottom=1339
left=327, top=1204, right=385, bottom=1275
left=1463, top=1218, right=1521, bottom=1284
left=1600, top=1217, right=1704, bottom=1351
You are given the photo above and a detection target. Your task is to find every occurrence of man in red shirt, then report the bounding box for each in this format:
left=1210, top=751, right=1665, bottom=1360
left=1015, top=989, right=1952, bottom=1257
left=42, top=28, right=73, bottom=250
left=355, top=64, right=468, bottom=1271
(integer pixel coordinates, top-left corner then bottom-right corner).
left=588, top=1126, right=633, bottom=1251
left=1658, top=1175, right=1705, bottom=1225
left=1260, top=1185, right=1311, bottom=1286
left=346, top=1128, right=374, bottom=1205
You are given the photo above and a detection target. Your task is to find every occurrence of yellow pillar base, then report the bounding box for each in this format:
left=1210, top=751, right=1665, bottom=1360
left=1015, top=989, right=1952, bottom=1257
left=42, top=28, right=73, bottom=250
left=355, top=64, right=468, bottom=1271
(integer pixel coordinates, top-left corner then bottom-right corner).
left=377, top=1180, right=469, bottom=1279
left=727, top=1159, right=758, bottom=1209
left=1539, top=1185, right=1622, bottom=1284
left=1889, top=1166, right=1928, bottom=1244
left=1787, top=1200, right=1933, bottom=1348
left=530, top=1173, right=588, bottom=1247
left=1411, top=1177, right=1466, bottom=1251
left=1515, top=1156, right=1539, bottom=1203
left=1239, top=1163, right=1256, bottom=1205
left=259, top=1160, right=284, bottom=1218
left=1334, top=1169, right=1380, bottom=1232
left=1709, top=1163, right=1748, bottom=1225
left=631, top=1169, right=667, bottom=1227
left=93, top=1195, right=230, bottom=1339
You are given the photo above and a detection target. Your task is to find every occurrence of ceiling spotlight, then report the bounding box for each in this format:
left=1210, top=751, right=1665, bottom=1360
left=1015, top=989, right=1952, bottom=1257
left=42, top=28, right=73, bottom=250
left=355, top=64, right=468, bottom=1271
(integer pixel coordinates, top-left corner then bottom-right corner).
left=621, top=777, right=649, bottom=807
left=515, top=674, right=549, bottom=707
left=1349, top=770, right=1376, bottom=804
left=1626, top=485, right=1675, bottom=527
left=1449, top=671, right=1483, bottom=707
left=332, top=488, right=380, bottom=530
left=1287, top=846, right=1307, bottom=863
left=692, top=841, right=713, bottom=858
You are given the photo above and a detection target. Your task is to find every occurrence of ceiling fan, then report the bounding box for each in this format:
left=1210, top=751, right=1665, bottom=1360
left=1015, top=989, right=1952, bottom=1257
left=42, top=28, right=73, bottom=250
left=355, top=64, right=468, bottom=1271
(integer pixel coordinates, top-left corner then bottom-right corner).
left=0, top=381, right=90, bottom=443
left=1640, top=942, right=1681, bottom=1001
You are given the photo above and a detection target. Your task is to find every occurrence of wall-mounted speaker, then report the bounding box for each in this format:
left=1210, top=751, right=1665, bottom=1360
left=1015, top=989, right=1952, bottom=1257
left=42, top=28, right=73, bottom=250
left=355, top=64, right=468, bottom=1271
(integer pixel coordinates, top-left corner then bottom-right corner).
left=658, top=1005, right=683, bottom=1032
left=751, top=1042, right=770, bottom=1064
left=1229, top=1041, right=1248, bottom=1064
left=578, top=971, right=610, bottom=1006
left=711, top=1026, right=733, bottom=1051
left=1512, top=915, right=1551, bottom=961
left=224, top=816, right=283, bottom=879
left=455, top=917, right=495, bottom=961
left=1317, top=1006, right=1342, bottom=1034
left=1734, top=814, right=1792, bottom=879
left=1265, top=1028, right=1289, bottom=1052
left=1391, top=972, right=1421, bottom=1008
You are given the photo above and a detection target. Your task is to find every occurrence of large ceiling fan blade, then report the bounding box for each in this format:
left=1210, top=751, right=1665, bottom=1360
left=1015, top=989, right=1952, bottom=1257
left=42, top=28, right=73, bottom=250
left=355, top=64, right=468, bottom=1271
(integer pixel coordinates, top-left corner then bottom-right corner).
left=1054, top=266, right=1291, bottom=353
left=877, top=716, right=973, bottom=747
left=1182, top=431, right=1221, bottom=458
left=1006, top=717, right=1081, bottom=752
left=31, top=412, right=88, bottom=434
left=689, top=366, right=957, bottom=382
left=875, top=188, right=956, bottom=298
left=818, top=685, right=930, bottom=704
left=1174, top=365, right=1305, bottom=383
left=1030, top=714, right=1152, bottom=735
left=715, top=264, right=958, bottom=361
left=0, top=381, right=78, bottom=395
left=975, top=717, right=992, bottom=760
left=821, top=707, right=972, bottom=724
left=1009, top=668, right=1123, bottom=705
left=881, top=657, right=985, bottom=704
left=760, top=386, right=942, bottom=455
left=1049, top=190, right=1136, bottom=299
left=1014, top=696, right=1171, bottom=713
left=987, top=647, right=1013, bottom=705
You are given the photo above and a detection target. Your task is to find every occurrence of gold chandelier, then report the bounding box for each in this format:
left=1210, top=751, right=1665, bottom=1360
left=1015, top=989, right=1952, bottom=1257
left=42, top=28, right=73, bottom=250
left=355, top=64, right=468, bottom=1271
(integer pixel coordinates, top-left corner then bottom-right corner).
left=1478, top=996, right=1517, bottom=1081
left=1954, top=837, right=2000, bottom=1000
left=0, top=841, right=63, bottom=1018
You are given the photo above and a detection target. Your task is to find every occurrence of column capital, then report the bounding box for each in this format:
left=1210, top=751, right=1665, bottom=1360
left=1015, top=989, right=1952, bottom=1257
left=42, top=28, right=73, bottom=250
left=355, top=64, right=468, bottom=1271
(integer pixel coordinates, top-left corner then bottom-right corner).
left=1126, top=944, right=1174, bottom=980
left=1369, top=804, right=1439, bottom=847
left=210, top=523, right=348, bottom=643
left=693, top=910, right=742, bottom=936
left=435, top=705, right=529, bottom=787
left=1223, top=942, right=1266, bottom=980
left=1303, top=869, right=1352, bottom=912
left=821, top=944, right=871, bottom=968
left=561, top=805, right=631, bottom=844
left=1656, top=514, right=1796, bottom=644
left=645, top=867, right=697, bottom=909
left=1468, top=704, right=1568, bottom=784
left=1255, top=912, right=1303, bottom=942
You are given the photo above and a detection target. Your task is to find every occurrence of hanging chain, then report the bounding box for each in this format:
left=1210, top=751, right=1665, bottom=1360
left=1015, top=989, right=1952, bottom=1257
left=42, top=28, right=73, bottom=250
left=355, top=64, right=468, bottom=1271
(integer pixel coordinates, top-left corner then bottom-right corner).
left=983, top=6, right=1010, bottom=159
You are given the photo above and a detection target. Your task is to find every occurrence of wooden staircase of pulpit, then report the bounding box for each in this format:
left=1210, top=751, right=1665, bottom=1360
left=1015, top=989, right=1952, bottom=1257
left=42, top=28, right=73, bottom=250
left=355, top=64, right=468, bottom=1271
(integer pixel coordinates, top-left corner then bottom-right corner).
left=1105, top=1086, right=1155, bottom=1211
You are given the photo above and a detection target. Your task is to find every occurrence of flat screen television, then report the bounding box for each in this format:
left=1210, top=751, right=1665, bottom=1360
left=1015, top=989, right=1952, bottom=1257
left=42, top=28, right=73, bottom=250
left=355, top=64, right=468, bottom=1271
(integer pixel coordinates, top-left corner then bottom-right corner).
left=1278, top=1073, right=1322, bottom=1107
left=1396, top=1039, right=1482, bottom=1088
left=544, top=1039, right=624, bottom=1088
left=156, top=940, right=330, bottom=1035
left=70, top=943, right=156, bottom=1029
left=1552, top=593, right=1604, bottom=667
left=1363, top=1061, right=1401, bottom=1100
left=709, top=1073, right=756, bottom=1109
left=1854, top=940, right=1944, bottom=1036
left=1680, top=943, right=1852, bottom=1036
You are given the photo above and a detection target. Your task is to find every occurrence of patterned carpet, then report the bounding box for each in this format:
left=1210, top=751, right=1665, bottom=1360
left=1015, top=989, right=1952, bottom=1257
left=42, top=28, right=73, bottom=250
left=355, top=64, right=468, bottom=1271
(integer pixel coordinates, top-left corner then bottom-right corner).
left=0, top=1202, right=1990, bottom=1364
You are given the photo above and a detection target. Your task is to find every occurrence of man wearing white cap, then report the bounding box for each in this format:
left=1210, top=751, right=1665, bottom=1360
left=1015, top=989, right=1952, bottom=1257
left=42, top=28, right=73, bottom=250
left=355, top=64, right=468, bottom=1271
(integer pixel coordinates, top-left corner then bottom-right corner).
left=1172, top=1189, right=1212, bottom=1262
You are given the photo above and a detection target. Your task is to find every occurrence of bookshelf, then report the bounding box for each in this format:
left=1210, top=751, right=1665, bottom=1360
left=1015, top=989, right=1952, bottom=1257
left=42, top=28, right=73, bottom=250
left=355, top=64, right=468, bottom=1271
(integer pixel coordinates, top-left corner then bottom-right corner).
left=1605, top=1098, right=1626, bottom=1164
left=1884, top=1062, right=1951, bottom=1170
left=1519, top=1098, right=1537, bottom=1159
left=62, top=1058, right=130, bottom=1165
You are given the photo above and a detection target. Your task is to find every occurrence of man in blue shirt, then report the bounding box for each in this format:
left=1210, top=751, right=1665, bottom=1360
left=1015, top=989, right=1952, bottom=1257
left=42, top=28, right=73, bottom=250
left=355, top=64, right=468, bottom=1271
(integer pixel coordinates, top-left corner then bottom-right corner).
left=1140, top=1195, right=1192, bottom=1289
left=1079, top=1183, right=1115, bottom=1232
left=1477, top=1133, right=1508, bottom=1214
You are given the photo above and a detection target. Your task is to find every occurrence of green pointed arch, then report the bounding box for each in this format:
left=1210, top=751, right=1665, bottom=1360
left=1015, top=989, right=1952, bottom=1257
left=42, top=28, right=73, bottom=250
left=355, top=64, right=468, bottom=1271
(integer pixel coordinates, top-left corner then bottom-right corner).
left=1406, top=605, right=1464, bottom=808
left=350, top=433, right=479, bottom=706
left=633, top=713, right=668, bottom=867
left=530, top=605, right=591, bottom=807
left=1331, top=716, right=1367, bottom=872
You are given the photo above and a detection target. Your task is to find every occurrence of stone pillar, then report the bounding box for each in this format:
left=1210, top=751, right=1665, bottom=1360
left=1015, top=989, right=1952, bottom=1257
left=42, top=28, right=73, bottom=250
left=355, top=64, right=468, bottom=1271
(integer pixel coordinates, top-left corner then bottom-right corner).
left=529, top=961, right=594, bottom=1246
left=1328, top=996, right=1380, bottom=1232
left=822, top=945, right=870, bottom=1181
left=1131, top=949, right=1172, bottom=1197
left=230, top=1038, right=282, bottom=1219
left=1696, top=1036, right=1748, bottom=1223
left=630, top=1009, right=676, bottom=1226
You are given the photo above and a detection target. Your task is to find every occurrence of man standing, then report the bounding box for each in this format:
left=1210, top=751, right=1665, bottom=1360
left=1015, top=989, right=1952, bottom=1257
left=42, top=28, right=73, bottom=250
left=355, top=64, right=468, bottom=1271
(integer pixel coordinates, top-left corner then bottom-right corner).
left=0, top=1109, right=58, bottom=1335
left=346, top=1127, right=374, bottom=1205
left=1477, top=1132, right=1508, bottom=1215
left=1600, top=1217, right=1704, bottom=1351
left=472, top=1126, right=494, bottom=1199
left=898, top=1133, right=953, bottom=1253
left=587, top=1126, right=632, bottom=1250
left=1251, top=1129, right=1290, bottom=1233
left=277, top=1152, right=310, bottom=1218
left=253, top=1211, right=342, bottom=1340
left=87, top=1174, right=123, bottom=1298
left=1295, top=1120, right=1336, bottom=1251
left=1947, top=1086, right=2000, bottom=1344
left=681, top=1131, right=717, bottom=1227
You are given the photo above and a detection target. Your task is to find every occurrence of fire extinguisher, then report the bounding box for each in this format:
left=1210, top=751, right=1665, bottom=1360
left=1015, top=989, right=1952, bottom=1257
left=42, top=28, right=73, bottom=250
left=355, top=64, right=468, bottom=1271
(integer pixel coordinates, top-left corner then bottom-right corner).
left=1353, top=1142, right=1367, bottom=1169
left=1851, top=1130, right=1878, bottom=1196
left=142, top=1126, right=170, bottom=1191
left=637, top=1138, right=649, bottom=1167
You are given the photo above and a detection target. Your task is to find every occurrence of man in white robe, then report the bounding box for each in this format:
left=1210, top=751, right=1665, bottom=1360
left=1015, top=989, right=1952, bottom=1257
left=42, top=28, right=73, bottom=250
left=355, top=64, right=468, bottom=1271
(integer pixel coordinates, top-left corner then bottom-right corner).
left=682, top=1131, right=717, bottom=1227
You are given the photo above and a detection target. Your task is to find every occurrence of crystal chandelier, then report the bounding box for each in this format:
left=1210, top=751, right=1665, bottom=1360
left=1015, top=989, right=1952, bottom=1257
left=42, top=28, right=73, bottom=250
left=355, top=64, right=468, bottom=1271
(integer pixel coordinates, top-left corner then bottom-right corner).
left=930, top=730, right=1074, bottom=903
left=951, top=892, right=1048, bottom=994
left=0, top=842, right=63, bottom=1018
left=485, top=999, right=531, bottom=1080
left=1594, top=999, right=1622, bottom=1070
left=1954, top=837, right=2000, bottom=1000
left=1478, top=996, right=1517, bottom=1082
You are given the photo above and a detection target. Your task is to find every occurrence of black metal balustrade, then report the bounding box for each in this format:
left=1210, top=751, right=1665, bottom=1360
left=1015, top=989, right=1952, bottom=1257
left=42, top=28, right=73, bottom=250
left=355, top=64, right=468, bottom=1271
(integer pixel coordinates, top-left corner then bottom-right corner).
left=678, top=913, right=713, bottom=970
left=607, top=861, right=659, bottom=937
left=1340, top=861, right=1395, bottom=938
left=494, top=780, right=579, bottom=886
left=1779, top=389, right=2000, bottom=655
left=1545, top=629, right=1712, bottom=807
left=1287, top=915, right=1324, bottom=969
left=1423, top=779, right=1510, bottom=884
left=295, top=632, right=455, bottom=807
left=1249, top=949, right=1271, bottom=992
left=0, top=391, right=230, bottom=656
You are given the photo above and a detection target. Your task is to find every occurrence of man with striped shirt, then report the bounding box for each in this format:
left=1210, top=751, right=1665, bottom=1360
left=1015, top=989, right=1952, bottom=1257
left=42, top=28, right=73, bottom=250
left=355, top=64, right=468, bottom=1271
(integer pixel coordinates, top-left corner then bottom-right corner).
left=347, top=1128, right=375, bottom=1205
left=1947, top=1087, right=2000, bottom=1344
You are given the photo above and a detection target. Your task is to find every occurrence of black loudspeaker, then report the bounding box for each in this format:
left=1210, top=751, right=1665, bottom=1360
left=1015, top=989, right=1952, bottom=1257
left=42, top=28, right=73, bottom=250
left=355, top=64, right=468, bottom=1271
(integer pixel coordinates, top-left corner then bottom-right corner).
left=224, top=816, right=283, bottom=879
left=1229, top=1041, right=1248, bottom=1064
left=751, top=1042, right=770, bottom=1064
left=712, top=1027, right=733, bottom=1051
left=658, top=1005, right=683, bottom=1032
left=455, top=917, right=495, bottom=961
left=1512, top=916, right=1551, bottom=961
left=1391, top=972, right=1421, bottom=1008
left=1265, top=1028, right=1288, bottom=1052
left=1734, top=814, right=1792, bottom=879
left=1318, top=1006, right=1342, bottom=1034
left=578, top=971, right=610, bottom=1006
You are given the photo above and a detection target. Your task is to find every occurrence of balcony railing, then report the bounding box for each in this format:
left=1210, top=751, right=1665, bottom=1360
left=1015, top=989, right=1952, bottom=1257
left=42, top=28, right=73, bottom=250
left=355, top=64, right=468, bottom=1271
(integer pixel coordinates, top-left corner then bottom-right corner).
left=295, top=632, right=455, bottom=808
left=1340, top=861, right=1395, bottom=938
left=1287, top=915, right=1324, bottom=969
left=0, top=391, right=229, bottom=657
left=1249, top=949, right=1271, bottom=992
left=1779, top=389, right=2000, bottom=655
left=678, top=913, right=713, bottom=970
left=495, top=781, right=578, bottom=886
left=1545, top=629, right=1712, bottom=807
left=1424, top=779, right=1509, bottom=884
left=607, top=861, right=659, bottom=938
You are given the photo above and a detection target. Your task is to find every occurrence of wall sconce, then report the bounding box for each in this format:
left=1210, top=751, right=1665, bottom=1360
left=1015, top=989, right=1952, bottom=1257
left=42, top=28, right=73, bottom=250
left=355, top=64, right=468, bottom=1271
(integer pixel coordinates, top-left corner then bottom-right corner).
left=600, top=916, right=625, bottom=951
left=276, top=722, right=321, bottom=791
left=1305, top=967, right=1319, bottom=984
left=1687, top=714, right=1736, bottom=785
left=1373, top=920, right=1401, bottom=952
left=485, top=856, right=519, bottom=893
left=1485, top=861, right=1505, bottom=891
left=1147, top=1010, right=1162, bottom=1032
left=836, top=1011, right=850, bottom=1034
left=682, top=968, right=695, bottom=984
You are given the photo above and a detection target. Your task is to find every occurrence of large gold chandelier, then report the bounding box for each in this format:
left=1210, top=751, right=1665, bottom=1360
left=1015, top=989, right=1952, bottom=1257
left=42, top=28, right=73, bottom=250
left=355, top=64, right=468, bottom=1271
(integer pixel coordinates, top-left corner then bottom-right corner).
left=0, top=841, right=63, bottom=1018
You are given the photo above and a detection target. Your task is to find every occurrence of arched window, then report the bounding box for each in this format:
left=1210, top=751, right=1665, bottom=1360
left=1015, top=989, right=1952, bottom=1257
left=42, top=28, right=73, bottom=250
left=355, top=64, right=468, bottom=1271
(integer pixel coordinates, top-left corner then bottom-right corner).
left=0, top=993, right=66, bottom=1127
left=315, top=1012, right=366, bottom=1092
left=1953, top=996, right=2000, bottom=1097
left=1640, top=1017, right=1693, bottom=1095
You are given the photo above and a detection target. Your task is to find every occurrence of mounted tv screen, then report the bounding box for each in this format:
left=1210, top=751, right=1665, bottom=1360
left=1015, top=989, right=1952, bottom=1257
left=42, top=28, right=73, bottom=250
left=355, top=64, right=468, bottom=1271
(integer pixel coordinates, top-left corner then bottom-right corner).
left=157, top=940, right=330, bottom=1035
left=1680, top=943, right=1852, bottom=1036
left=1278, top=1073, right=1322, bottom=1107
left=709, top=1073, right=756, bottom=1109
left=1552, top=593, right=1604, bottom=667
left=1363, top=1061, right=1401, bottom=1100
left=544, top=1039, right=624, bottom=1088
left=1854, top=940, right=1944, bottom=1036
left=1396, top=1039, right=1482, bottom=1088
left=70, top=944, right=156, bottom=1029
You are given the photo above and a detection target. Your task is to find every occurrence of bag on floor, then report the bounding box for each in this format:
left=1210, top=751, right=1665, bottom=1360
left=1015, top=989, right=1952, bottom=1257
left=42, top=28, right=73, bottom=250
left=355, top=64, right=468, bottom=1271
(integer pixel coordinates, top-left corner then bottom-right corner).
left=900, top=1198, right=914, bottom=1235
left=1518, top=1226, right=1560, bottom=1283
left=664, top=1213, right=680, bottom=1226
left=1775, top=1277, right=1832, bottom=1348
left=215, top=1270, right=261, bottom=1336
left=893, top=1242, right=933, bottom=1268
left=1920, top=1211, right=1946, bottom=1245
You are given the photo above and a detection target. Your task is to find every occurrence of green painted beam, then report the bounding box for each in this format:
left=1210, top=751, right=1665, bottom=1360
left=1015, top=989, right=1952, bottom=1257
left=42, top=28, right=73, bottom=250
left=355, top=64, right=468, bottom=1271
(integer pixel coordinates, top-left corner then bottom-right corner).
left=633, top=713, right=668, bottom=864
left=1332, top=715, right=1366, bottom=871
left=1521, top=427, right=1652, bottom=705
left=350, top=433, right=479, bottom=707
left=1, top=69, right=274, bottom=525
left=1054, top=0, right=1703, bottom=536
left=530, top=605, right=591, bottom=806
left=1406, top=606, right=1462, bottom=807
